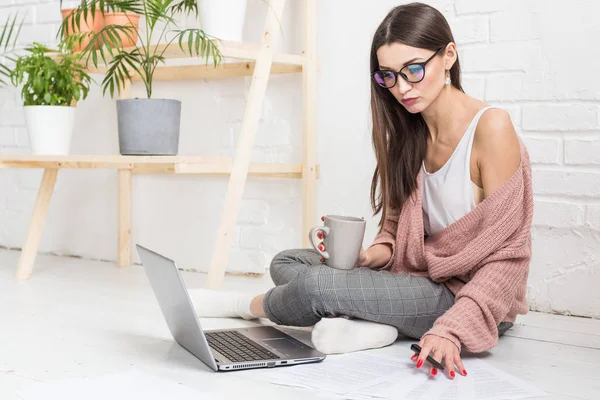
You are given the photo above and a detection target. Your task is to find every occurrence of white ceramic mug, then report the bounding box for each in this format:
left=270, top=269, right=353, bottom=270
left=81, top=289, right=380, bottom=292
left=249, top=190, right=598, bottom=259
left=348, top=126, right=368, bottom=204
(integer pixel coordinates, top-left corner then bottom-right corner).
left=308, top=215, right=366, bottom=270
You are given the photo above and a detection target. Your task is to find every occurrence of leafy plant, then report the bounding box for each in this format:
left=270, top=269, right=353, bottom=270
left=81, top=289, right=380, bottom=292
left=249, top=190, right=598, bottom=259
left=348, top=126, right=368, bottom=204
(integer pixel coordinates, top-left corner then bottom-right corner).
left=58, top=0, right=223, bottom=99
left=0, top=13, right=25, bottom=86
left=9, top=42, right=92, bottom=106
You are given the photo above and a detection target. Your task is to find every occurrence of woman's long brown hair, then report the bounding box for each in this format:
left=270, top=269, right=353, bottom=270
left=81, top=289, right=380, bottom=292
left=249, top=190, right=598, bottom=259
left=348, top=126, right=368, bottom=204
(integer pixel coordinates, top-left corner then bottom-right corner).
left=370, top=2, right=464, bottom=229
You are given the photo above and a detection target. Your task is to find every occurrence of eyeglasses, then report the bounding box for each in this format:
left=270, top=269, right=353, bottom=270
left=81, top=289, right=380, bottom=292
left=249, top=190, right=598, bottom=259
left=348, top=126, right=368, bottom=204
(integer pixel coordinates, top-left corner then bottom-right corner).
left=371, top=46, right=444, bottom=88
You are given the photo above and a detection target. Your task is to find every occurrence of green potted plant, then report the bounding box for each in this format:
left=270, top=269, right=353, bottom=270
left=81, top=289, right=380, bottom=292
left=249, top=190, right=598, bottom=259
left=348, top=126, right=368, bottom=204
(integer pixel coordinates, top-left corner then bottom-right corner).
left=59, top=0, right=223, bottom=156
left=8, top=42, right=92, bottom=155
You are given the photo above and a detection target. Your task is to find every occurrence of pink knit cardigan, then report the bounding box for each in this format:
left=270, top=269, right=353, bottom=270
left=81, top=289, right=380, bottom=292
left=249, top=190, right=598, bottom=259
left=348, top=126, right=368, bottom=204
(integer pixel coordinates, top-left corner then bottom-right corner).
left=368, top=141, right=533, bottom=353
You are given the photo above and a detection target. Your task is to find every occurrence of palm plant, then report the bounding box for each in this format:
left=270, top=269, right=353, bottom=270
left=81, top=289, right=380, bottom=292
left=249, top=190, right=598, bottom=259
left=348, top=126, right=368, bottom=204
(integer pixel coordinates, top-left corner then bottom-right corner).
left=58, top=0, right=223, bottom=99
left=0, top=13, right=24, bottom=86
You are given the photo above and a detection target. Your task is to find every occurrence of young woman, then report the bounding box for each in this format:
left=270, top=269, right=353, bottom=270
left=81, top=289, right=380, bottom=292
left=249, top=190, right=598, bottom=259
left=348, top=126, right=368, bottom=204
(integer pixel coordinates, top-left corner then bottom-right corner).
left=193, top=2, right=533, bottom=380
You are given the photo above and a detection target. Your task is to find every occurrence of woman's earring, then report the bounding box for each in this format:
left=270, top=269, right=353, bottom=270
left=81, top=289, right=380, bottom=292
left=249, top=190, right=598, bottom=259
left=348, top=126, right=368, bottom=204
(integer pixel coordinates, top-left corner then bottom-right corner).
left=444, top=75, right=451, bottom=85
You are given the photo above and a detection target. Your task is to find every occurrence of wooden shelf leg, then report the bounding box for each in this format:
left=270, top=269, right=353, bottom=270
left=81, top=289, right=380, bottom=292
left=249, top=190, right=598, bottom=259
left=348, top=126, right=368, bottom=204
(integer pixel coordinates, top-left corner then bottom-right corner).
left=118, top=169, right=132, bottom=268
left=302, top=0, right=318, bottom=248
left=206, top=0, right=287, bottom=289
left=15, top=168, right=58, bottom=280
left=117, top=72, right=132, bottom=268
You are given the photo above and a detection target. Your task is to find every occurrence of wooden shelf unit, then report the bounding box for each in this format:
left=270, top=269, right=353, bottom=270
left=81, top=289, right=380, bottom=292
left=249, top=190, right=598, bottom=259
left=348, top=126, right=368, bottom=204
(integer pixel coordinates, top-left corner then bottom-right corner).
left=4, top=0, right=318, bottom=287
left=0, top=155, right=320, bottom=177
left=85, top=40, right=305, bottom=79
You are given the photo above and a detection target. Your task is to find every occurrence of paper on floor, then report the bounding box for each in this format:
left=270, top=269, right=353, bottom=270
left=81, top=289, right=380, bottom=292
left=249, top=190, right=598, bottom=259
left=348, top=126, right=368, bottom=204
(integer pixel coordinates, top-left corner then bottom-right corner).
left=241, top=351, right=548, bottom=400
left=455, top=358, right=548, bottom=400
left=237, top=351, right=413, bottom=394
left=385, top=358, right=548, bottom=400
left=341, top=367, right=453, bottom=400
left=17, top=369, right=211, bottom=400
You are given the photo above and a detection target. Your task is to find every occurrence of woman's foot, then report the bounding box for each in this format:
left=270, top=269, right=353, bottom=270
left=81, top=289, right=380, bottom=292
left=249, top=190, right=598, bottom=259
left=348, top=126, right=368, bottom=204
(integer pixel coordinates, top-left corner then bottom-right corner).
left=311, top=318, right=398, bottom=354
left=188, top=288, right=258, bottom=320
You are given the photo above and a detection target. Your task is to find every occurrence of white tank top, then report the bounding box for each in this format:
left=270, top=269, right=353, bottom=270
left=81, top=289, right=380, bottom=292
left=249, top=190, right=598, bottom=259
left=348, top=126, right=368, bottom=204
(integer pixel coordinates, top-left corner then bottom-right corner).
left=421, top=106, right=495, bottom=236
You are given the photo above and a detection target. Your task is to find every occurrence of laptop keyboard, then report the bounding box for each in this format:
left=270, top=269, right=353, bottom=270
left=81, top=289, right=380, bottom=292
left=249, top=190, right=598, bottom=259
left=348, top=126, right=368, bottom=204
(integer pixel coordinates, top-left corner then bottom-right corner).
left=205, top=330, right=280, bottom=363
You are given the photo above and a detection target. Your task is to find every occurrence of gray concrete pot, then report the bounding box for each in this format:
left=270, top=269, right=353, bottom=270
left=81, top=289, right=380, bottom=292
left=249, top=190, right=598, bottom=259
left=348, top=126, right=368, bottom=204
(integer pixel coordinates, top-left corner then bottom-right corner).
left=116, top=98, right=181, bottom=155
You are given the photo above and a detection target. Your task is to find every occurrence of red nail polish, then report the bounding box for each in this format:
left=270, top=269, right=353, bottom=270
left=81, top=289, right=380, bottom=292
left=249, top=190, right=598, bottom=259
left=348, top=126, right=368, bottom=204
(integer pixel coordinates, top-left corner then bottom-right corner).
left=410, top=354, right=417, bottom=361
left=321, top=216, right=325, bottom=221
left=317, top=232, right=323, bottom=239
left=450, top=371, right=455, bottom=378
left=431, top=368, right=437, bottom=376
left=320, top=257, right=325, bottom=263
left=416, top=359, right=423, bottom=368
left=463, top=370, right=468, bottom=376
left=318, top=244, right=325, bottom=251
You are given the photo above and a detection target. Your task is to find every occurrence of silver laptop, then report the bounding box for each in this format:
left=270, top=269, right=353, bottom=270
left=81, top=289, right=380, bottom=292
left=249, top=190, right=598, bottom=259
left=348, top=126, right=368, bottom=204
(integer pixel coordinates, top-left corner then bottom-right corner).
left=136, top=244, right=326, bottom=372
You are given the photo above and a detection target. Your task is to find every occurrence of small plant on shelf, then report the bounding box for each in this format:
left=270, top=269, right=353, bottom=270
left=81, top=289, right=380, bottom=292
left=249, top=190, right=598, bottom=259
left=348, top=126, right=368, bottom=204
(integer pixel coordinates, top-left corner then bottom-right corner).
left=8, top=41, right=92, bottom=155
left=58, top=0, right=223, bottom=156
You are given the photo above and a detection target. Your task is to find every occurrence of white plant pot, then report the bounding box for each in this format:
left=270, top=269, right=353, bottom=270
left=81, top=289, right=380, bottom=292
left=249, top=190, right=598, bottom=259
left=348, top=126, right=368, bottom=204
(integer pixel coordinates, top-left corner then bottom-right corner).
left=24, top=106, right=77, bottom=155
left=198, top=0, right=248, bottom=42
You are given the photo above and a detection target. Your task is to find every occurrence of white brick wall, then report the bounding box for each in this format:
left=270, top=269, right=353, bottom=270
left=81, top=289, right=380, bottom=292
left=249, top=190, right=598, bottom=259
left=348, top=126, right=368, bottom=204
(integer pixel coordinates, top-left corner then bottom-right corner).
left=523, top=105, right=598, bottom=131
left=587, top=206, right=600, bottom=230
left=1, top=0, right=599, bottom=319
left=450, top=0, right=599, bottom=319
left=521, top=137, right=560, bottom=165
left=532, top=201, right=584, bottom=229
left=454, top=0, right=508, bottom=14
left=565, top=138, right=600, bottom=165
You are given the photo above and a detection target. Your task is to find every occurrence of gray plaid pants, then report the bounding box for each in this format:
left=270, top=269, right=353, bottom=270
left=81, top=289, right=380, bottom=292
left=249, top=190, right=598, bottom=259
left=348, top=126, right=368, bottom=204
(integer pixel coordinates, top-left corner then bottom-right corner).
left=263, top=249, right=513, bottom=340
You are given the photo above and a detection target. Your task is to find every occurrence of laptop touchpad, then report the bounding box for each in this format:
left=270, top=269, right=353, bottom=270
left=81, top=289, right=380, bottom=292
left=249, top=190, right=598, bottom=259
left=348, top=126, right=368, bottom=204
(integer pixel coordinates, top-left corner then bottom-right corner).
left=261, top=337, right=309, bottom=354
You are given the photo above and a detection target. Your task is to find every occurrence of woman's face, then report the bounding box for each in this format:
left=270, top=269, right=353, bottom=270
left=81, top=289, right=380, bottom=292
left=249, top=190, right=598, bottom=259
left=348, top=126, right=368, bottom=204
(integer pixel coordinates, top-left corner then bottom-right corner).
left=376, top=42, right=449, bottom=114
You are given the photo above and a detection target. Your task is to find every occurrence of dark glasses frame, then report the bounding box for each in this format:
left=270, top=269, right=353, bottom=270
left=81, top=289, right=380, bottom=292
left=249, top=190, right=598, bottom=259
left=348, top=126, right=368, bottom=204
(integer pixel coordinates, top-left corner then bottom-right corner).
left=371, top=46, right=445, bottom=88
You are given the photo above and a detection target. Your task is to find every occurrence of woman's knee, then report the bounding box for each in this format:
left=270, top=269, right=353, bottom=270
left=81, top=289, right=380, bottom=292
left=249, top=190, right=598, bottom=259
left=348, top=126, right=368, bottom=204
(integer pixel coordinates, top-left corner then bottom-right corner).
left=269, top=248, right=316, bottom=286
left=269, top=249, right=296, bottom=283
left=262, top=264, right=328, bottom=327
left=269, top=249, right=289, bottom=272
left=270, top=249, right=302, bottom=265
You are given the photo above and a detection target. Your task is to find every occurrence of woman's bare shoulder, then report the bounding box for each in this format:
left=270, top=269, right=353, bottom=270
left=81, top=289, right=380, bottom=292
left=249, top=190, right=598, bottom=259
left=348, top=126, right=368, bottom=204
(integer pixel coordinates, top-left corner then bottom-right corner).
left=474, top=108, right=521, bottom=197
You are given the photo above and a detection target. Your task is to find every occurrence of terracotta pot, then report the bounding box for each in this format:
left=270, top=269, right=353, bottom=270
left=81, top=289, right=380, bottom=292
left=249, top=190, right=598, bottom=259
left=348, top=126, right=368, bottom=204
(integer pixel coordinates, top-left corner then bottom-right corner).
left=103, top=12, right=140, bottom=48
left=61, top=8, right=104, bottom=52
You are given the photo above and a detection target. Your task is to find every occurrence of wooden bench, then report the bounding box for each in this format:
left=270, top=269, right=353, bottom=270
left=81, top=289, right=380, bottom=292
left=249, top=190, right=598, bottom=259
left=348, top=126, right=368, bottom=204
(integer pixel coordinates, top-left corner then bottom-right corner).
left=0, top=155, right=310, bottom=280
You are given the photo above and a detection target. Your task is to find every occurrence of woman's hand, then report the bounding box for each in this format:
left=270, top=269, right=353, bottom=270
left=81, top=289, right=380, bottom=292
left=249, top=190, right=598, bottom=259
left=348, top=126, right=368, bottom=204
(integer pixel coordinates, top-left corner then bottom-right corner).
left=355, top=247, right=370, bottom=268
left=410, top=335, right=467, bottom=379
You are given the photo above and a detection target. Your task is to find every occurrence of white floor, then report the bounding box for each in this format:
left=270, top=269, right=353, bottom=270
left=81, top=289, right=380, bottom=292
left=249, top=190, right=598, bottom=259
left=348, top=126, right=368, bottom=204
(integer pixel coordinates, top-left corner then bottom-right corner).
left=1, top=249, right=599, bottom=400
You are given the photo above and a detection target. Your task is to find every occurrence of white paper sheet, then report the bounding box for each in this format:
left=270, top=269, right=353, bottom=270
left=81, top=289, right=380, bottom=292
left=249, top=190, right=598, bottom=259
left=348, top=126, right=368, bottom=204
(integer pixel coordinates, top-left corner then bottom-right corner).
left=240, top=352, right=547, bottom=400
left=17, top=370, right=210, bottom=400
left=461, top=358, right=548, bottom=400
left=346, top=358, right=547, bottom=400
left=238, top=351, right=413, bottom=395
left=342, top=367, right=452, bottom=400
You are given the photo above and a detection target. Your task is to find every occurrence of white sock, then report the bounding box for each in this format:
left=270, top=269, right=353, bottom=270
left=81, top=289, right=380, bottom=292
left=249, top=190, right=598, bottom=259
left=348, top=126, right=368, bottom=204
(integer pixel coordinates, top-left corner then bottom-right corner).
left=188, top=288, right=257, bottom=320
left=311, top=318, right=398, bottom=354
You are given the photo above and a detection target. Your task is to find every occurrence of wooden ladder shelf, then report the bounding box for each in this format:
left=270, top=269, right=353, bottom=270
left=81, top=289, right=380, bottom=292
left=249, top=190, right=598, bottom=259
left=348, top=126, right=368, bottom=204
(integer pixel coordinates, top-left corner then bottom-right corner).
left=0, top=0, right=318, bottom=286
